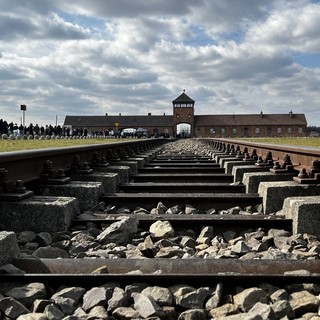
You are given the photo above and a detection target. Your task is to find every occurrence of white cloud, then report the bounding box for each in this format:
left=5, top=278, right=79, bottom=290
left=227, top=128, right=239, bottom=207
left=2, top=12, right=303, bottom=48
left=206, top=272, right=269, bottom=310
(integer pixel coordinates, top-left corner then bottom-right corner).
left=189, top=0, right=275, bottom=36
left=246, top=3, right=320, bottom=52
left=58, top=0, right=199, bottom=18
left=0, top=0, right=319, bottom=127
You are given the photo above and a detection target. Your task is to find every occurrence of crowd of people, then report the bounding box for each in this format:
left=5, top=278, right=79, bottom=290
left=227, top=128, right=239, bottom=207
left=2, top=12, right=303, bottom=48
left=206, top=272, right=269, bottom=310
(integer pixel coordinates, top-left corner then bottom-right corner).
left=0, top=119, right=67, bottom=137
left=0, top=119, right=154, bottom=138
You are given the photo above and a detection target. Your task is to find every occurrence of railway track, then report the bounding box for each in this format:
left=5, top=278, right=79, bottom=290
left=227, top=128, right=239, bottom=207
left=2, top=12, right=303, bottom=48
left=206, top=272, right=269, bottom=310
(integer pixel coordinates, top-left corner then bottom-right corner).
left=0, top=138, right=320, bottom=319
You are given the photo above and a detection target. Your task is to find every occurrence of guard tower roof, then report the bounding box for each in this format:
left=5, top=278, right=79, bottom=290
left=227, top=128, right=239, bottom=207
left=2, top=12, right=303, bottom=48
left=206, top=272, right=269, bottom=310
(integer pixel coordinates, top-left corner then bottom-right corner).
left=172, top=90, right=195, bottom=103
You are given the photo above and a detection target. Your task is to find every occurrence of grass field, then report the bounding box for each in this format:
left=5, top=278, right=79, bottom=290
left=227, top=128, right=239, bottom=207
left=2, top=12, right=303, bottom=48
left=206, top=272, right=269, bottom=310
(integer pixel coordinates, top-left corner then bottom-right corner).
left=0, top=138, right=131, bottom=152
left=237, top=137, right=320, bottom=147
left=0, top=137, right=319, bottom=152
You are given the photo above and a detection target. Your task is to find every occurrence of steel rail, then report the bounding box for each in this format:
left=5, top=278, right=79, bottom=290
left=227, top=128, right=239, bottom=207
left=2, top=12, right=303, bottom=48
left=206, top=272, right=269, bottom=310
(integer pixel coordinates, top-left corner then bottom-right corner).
left=12, top=258, right=320, bottom=275
left=1, top=139, right=320, bottom=313
left=0, top=138, right=167, bottom=183
left=201, top=138, right=320, bottom=170
left=5, top=259, right=320, bottom=290
left=2, top=273, right=320, bottom=292
left=1, top=137, right=318, bottom=182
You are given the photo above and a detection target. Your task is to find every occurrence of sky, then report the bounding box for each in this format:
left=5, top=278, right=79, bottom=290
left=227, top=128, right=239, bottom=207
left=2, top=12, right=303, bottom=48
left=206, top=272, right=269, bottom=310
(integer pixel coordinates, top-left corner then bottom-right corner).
left=0, top=0, right=320, bottom=127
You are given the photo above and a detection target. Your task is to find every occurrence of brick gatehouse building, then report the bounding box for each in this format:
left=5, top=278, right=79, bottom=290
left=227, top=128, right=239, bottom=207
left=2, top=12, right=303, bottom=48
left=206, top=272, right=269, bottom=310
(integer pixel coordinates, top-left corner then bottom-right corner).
left=64, top=91, right=307, bottom=138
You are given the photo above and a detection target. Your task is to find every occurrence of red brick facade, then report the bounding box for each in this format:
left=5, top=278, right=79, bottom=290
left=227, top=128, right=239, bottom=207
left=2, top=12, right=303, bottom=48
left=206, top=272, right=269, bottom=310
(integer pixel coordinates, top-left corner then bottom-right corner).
left=64, top=92, right=307, bottom=137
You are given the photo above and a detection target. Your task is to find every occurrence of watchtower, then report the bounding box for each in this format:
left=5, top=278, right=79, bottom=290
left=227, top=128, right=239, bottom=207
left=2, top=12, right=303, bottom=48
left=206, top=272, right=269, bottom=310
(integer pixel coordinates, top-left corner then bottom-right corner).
left=172, top=90, right=195, bottom=138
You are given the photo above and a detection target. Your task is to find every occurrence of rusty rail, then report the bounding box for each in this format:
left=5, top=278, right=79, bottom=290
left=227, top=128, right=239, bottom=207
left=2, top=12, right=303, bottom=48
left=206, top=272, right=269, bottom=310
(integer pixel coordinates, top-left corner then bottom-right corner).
left=201, top=138, right=320, bottom=171
left=1, top=138, right=318, bottom=183
left=1, top=138, right=320, bottom=318
left=0, top=138, right=167, bottom=183
left=5, top=258, right=320, bottom=292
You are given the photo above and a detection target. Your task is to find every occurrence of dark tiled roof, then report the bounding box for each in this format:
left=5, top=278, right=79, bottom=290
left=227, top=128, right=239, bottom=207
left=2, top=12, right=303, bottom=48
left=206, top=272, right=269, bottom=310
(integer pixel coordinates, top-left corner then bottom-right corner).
left=64, top=115, right=173, bottom=128
left=172, top=91, right=195, bottom=103
left=194, top=113, right=307, bottom=126
left=64, top=113, right=307, bottom=128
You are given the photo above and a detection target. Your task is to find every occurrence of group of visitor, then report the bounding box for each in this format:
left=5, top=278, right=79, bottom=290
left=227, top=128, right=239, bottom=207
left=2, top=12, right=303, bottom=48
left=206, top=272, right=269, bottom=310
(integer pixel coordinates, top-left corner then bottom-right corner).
left=0, top=119, right=65, bottom=137
left=0, top=119, right=150, bottom=138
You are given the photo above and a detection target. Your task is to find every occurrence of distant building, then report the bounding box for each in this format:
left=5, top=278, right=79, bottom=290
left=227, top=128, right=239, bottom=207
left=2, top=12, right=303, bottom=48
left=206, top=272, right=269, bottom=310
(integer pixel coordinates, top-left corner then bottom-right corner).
left=64, top=91, right=308, bottom=137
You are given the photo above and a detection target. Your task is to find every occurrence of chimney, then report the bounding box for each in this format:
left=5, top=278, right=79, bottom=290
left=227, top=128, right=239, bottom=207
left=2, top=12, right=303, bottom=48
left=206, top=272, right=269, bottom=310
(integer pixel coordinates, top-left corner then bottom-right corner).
left=105, top=113, right=108, bottom=116
left=289, top=111, right=293, bottom=118
left=148, top=112, right=151, bottom=116
left=260, top=111, right=263, bottom=118
left=163, top=113, right=166, bottom=116
left=119, top=113, right=121, bottom=116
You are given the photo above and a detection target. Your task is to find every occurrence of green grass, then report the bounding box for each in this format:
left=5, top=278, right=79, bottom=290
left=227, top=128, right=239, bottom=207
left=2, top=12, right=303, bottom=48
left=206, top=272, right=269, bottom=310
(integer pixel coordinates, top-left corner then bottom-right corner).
left=236, top=137, right=320, bottom=147
left=1, top=137, right=319, bottom=152
left=0, top=138, right=131, bottom=152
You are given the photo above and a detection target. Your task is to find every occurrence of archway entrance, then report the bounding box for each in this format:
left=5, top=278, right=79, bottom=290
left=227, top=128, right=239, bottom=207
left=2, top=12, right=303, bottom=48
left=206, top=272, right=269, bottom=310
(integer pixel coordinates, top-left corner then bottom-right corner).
left=176, top=123, right=191, bottom=138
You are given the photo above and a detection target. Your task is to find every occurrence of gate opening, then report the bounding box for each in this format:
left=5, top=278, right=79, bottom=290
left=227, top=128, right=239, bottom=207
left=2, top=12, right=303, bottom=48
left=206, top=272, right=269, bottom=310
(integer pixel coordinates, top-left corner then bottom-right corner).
left=176, top=123, right=191, bottom=138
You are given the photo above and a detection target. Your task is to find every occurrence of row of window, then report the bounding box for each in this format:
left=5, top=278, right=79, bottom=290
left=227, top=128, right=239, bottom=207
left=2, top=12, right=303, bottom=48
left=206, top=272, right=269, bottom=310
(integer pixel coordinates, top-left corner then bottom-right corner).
left=210, top=127, right=304, bottom=134
left=173, top=103, right=194, bottom=108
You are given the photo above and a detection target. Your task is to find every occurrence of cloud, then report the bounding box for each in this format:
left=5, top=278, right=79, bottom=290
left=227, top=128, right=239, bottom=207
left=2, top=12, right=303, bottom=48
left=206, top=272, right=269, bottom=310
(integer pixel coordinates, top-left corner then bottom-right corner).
left=0, top=0, right=319, bottom=127
left=58, top=0, right=200, bottom=18
left=0, top=12, right=89, bottom=41
left=246, top=3, right=320, bottom=52
left=189, top=0, right=276, bottom=36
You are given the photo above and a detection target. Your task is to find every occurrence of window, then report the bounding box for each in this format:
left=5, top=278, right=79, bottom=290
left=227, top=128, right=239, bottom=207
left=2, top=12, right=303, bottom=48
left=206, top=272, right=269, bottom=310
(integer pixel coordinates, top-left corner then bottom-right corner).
left=255, top=127, right=260, bottom=134
left=288, top=127, right=292, bottom=134
left=232, top=128, right=237, bottom=134
left=277, top=127, right=282, bottom=134
left=221, top=128, right=225, bottom=134
left=298, top=127, right=303, bottom=134
left=210, top=128, right=215, bottom=134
